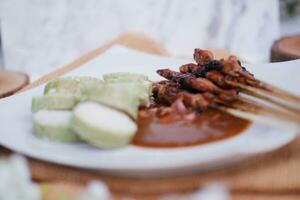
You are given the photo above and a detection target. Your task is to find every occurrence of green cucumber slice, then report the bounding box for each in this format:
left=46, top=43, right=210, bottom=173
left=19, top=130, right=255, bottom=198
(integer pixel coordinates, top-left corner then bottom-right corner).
left=33, top=110, right=80, bottom=142
left=71, top=102, right=137, bottom=148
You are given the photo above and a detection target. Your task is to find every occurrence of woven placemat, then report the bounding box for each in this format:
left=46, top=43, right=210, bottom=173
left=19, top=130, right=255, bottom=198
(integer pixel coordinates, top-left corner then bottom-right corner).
left=1, top=33, right=300, bottom=199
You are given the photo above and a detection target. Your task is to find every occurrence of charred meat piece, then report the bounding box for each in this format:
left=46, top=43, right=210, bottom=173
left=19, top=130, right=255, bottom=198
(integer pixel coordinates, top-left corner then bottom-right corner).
left=156, top=69, right=183, bottom=81
left=203, top=60, right=223, bottom=71
left=179, top=63, right=207, bottom=77
left=179, top=57, right=259, bottom=89
left=181, top=54, right=253, bottom=81
left=192, top=49, right=254, bottom=80
left=156, top=69, right=193, bottom=88
left=157, top=69, right=237, bottom=98
left=206, top=70, right=259, bottom=89
left=192, top=50, right=255, bottom=82
left=153, top=80, right=237, bottom=113
left=153, top=81, right=214, bottom=111
left=180, top=59, right=222, bottom=76
left=194, top=49, right=214, bottom=65
left=152, top=81, right=181, bottom=106
left=179, top=63, right=199, bottom=74
left=205, top=71, right=227, bottom=87
left=206, top=71, right=245, bottom=88
left=220, top=56, right=255, bottom=80
left=189, top=77, right=237, bottom=97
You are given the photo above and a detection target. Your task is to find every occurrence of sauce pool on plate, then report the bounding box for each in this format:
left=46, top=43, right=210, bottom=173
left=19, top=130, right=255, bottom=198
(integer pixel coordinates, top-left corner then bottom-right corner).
left=133, top=109, right=251, bottom=148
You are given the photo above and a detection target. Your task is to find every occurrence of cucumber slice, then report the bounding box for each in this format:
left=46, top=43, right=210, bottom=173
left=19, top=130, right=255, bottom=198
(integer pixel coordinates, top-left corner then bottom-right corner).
left=71, top=102, right=137, bottom=148
left=31, top=94, right=80, bottom=113
left=44, top=77, right=102, bottom=95
left=33, top=110, right=80, bottom=142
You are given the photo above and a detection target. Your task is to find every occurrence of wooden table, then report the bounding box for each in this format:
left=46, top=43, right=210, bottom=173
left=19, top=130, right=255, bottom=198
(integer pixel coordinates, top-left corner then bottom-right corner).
left=1, top=33, right=300, bottom=200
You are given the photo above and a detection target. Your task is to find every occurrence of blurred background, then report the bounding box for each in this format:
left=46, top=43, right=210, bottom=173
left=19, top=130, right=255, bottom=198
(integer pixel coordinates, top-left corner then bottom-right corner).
left=0, top=0, right=299, bottom=78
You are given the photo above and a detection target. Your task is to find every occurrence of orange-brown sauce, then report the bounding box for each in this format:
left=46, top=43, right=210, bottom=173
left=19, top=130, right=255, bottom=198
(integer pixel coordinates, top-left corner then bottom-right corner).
left=133, top=109, right=251, bottom=148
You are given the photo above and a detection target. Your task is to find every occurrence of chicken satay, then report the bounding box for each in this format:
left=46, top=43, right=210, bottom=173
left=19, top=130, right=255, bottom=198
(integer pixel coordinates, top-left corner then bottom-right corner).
left=154, top=82, right=214, bottom=111
left=157, top=69, right=237, bottom=98
left=205, top=71, right=226, bottom=87
left=156, top=69, right=183, bottom=81
left=154, top=80, right=237, bottom=112
left=192, top=49, right=255, bottom=80
left=152, top=81, right=181, bottom=106
left=179, top=63, right=200, bottom=74
left=179, top=92, right=214, bottom=111
left=179, top=63, right=208, bottom=77
left=205, top=70, right=246, bottom=88
left=179, top=58, right=260, bottom=89
left=205, top=70, right=258, bottom=89
left=189, top=77, right=236, bottom=96
left=220, top=56, right=255, bottom=80
left=181, top=55, right=249, bottom=80
left=193, top=49, right=214, bottom=65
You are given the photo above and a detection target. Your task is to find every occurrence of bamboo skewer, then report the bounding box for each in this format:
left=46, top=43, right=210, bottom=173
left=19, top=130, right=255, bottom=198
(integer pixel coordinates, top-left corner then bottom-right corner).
left=227, top=81, right=300, bottom=116
left=216, top=96, right=300, bottom=132
left=234, top=96, right=300, bottom=123
left=261, top=81, right=300, bottom=107
left=219, top=106, right=300, bottom=132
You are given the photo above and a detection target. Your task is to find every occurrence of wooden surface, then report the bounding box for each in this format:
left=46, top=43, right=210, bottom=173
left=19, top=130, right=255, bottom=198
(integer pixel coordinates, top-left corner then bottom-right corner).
left=271, top=34, right=300, bottom=62
left=1, top=33, right=300, bottom=199
left=0, top=71, right=29, bottom=98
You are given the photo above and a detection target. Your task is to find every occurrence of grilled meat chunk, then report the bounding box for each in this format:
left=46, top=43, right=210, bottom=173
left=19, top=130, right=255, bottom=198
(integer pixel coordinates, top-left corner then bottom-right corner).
left=157, top=69, right=237, bottom=99
left=153, top=48, right=262, bottom=114
left=154, top=82, right=215, bottom=111
left=194, top=49, right=214, bottom=65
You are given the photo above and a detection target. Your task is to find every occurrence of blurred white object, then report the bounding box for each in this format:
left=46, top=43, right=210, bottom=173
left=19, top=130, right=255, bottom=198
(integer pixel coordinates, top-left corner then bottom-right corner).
left=162, top=182, right=229, bottom=200
left=189, top=183, right=229, bottom=200
left=80, top=181, right=111, bottom=200
left=0, top=155, right=41, bottom=200
left=0, top=0, right=279, bottom=78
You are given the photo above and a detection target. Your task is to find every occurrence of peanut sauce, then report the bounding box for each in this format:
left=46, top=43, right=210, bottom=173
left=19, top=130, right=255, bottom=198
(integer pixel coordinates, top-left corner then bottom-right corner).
left=133, top=109, right=251, bottom=148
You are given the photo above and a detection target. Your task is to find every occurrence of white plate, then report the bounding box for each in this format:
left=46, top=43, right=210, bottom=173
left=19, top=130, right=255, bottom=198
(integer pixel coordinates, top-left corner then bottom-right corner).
left=0, top=46, right=299, bottom=177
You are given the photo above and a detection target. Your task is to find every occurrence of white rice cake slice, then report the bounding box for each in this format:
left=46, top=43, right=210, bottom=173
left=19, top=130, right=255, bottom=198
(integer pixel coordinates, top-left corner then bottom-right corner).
left=33, top=110, right=80, bottom=142
left=71, top=102, right=137, bottom=148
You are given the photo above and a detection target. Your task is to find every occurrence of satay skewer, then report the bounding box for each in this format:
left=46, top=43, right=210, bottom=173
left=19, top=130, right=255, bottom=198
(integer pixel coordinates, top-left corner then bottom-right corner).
left=190, top=49, right=300, bottom=114
left=213, top=97, right=300, bottom=131
left=228, top=81, right=300, bottom=115
left=158, top=68, right=300, bottom=117
left=155, top=48, right=300, bottom=130
left=218, top=105, right=300, bottom=132
left=258, top=81, right=300, bottom=108
left=223, top=96, right=300, bottom=123
left=153, top=81, right=300, bottom=131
